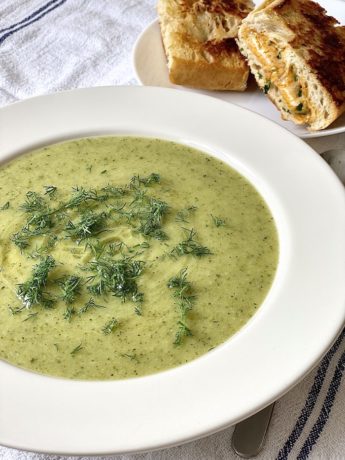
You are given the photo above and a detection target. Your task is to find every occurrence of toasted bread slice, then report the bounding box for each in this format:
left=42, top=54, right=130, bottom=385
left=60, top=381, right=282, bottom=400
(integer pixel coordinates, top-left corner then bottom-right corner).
left=237, top=0, right=345, bottom=130
left=157, top=0, right=254, bottom=91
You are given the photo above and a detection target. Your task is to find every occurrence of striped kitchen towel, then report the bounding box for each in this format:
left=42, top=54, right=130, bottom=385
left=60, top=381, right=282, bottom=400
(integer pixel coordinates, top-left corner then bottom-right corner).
left=1, top=1, right=345, bottom=459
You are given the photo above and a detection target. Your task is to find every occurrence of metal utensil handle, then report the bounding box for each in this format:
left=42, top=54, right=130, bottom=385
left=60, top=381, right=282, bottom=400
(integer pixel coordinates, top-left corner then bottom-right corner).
left=231, top=403, right=275, bottom=458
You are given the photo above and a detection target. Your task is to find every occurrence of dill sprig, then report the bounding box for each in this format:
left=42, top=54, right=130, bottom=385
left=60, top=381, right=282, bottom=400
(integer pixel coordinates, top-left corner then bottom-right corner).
left=130, top=173, right=160, bottom=188
left=9, top=305, right=25, bottom=315
left=211, top=215, right=226, bottom=227
left=11, top=231, right=30, bottom=251
left=168, top=268, right=195, bottom=316
left=107, top=241, right=125, bottom=257
left=167, top=268, right=195, bottom=345
left=63, top=305, right=76, bottom=322
left=174, top=321, right=192, bottom=345
left=102, top=317, right=118, bottom=335
left=44, top=185, right=57, bottom=197
left=16, top=256, right=56, bottom=309
left=20, top=191, right=46, bottom=213
left=18, top=190, right=55, bottom=237
left=87, top=256, right=145, bottom=304
left=25, top=211, right=54, bottom=231
left=121, top=353, right=139, bottom=363
left=23, top=312, right=38, bottom=321
left=0, top=201, right=10, bottom=211
left=175, top=206, right=197, bottom=223
left=136, top=198, right=169, bottom=240
left=101, top=185, right=127, bottom=197
left=170, top=228, right=212, bottom=258
left=29, top=235, right=58, bottom=259
left=65, top=211, right=108, bottom=242
left=79, top=297, right=104, bottom=314
left=70, top=343, right=83, bottom=356
left=63, top=186, right=107, bottom=210
left=58, top=275, right=82, bottom=304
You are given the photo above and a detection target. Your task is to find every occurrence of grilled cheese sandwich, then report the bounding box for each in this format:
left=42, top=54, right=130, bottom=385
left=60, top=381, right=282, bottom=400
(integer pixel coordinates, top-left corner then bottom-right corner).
left=237, top=0, right=345, bottom=130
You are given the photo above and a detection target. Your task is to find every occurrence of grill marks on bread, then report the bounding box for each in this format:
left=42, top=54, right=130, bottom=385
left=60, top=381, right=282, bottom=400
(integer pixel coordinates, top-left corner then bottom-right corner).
left=158, top=0, right=254, bottom=90
left=237, top=0, right=345, bottom=130
left=184, top=0, right=253, bottom=18
left=272, top=0, right=345, bottom=107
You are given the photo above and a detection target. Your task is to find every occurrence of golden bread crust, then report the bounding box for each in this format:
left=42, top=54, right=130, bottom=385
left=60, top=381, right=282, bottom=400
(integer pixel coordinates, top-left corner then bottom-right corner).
left=158, top=0, right=254, bottom=90
left=271, top=0, right=345, bottom=107
left=180, top=0, right=253, bottom=18
left=237, top=0, right=345, bottom=130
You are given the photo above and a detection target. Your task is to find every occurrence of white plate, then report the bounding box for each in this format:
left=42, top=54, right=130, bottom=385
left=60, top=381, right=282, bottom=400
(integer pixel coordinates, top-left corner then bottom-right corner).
left=0, top=86, right=345, bottom=455
left=132, top=0, right=345, bottom=139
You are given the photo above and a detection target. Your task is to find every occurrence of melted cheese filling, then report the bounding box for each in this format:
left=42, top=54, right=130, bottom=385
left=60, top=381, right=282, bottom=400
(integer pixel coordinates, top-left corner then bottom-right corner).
left=242, top=30, right=316, bottom=124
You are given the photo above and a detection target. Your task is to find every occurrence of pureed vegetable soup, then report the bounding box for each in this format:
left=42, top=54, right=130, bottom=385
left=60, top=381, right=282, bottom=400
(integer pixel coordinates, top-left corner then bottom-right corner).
left=0, top=137, right=278, bottom=379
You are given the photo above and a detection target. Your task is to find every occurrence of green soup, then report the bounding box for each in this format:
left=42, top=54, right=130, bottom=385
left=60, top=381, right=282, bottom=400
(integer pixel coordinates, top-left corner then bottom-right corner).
left=0, top=137, right=278, bottom=379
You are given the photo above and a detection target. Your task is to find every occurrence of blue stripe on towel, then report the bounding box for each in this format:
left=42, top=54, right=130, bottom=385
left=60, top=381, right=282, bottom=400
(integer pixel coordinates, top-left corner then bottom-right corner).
left=0, top=0, right=67, bottom=45
left=0, top=0, right=60, bottom=34
left=276, top=328, right=345, bottom=460
left=297, top=350, right=345, bottom=460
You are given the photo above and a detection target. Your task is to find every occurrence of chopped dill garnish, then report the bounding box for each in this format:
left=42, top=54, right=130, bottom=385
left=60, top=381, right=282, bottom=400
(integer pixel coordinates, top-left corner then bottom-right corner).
left=175, top=206, right=197, bottom=223
left=102, top=317, right=118, bottom=335
left=11, top=231, right=30, bottom=251
left=10, top=172, right=210, bottom=340
left=87, top=256, right=145, bottom=303
left=20, top=191, right=46, bottom=213
left=70, top=343, right=83, bottom=356
left=63, top=305, right=76, bottom=322
left=211, top=215, right=226, bottom=227
left=101, top=185, right=127, bottom=197
left=174, top=321, right=192, bottom=345
left=29, top=235, right=58, bottom=259
left=107, top=241, right=126, bottom=257
left=170, top=228, right=212, bottom=258
left=58, top=275, right=82, bottom=304
left=168, top=268, right=195, bottom=317
left=9, top=305, right=25, bottom=315
left=65, top=211, right=108, bottom=241
left=44, top=185, right=57, bottom=197
left=0, top=201, right=10, bottom=211
left=137, top=197, right=169, bottom=240
left=84, top=240, right=107, bottom=259
left=134, top=304, right=142, bottom=316
left=167, top=268, right=195, bottom=345
left=263, top=82, right=271, bottom=94
left=26, top=211, right=53, bottom=231
left=135, top=241, right=150, bottom=249
left=17, top=256, right=56, bottom=309
left=121, top=353, right=139, bottom=362
left=23, top=312, right=38, bottom=321
left=130, top=173, right=160, bottom=188
left=63, top=187, right=105, bottom=210
left=79, top=297, right=104, bottom=314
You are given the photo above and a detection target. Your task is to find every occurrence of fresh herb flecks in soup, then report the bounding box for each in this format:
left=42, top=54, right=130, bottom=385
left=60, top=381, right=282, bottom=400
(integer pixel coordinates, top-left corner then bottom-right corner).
left=0, top=137, right=278, bottom=379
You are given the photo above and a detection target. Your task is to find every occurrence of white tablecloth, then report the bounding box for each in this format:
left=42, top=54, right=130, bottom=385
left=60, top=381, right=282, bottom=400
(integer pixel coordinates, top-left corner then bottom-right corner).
left=0, top=1, right=344, bottom=459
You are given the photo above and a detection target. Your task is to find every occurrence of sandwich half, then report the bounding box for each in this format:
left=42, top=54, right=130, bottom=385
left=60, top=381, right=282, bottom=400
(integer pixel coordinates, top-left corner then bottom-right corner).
left=157, top=0, right=254, bottom=91
left=237, top=0, right=345, bottom=130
